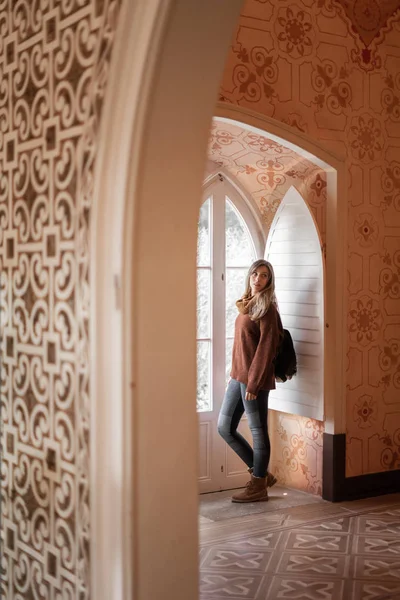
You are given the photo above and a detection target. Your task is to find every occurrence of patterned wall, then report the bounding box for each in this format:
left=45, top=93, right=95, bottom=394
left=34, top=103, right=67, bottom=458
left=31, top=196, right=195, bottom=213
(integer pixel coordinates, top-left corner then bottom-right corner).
left=1, top=1, right=399, bottom=595
left=207, top=120, right=326, bottom=495
left=0, top=1, right=121, bottom=597
left=209, top=120, right=327, bottom=238
left=220, top=0, right=400, bottom=480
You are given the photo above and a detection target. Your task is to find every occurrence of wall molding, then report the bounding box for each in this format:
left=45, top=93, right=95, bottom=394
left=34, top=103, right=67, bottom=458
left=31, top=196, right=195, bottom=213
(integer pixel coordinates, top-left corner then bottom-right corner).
left=323, top=433, right=400, bottom=502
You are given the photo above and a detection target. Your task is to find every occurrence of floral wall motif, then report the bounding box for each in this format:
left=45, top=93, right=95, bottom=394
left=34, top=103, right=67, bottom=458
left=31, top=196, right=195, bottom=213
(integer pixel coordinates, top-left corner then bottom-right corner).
left=220, top=0, right=400, bottom=481
left=207, top=120, right=326, bottom=495
left=335, top=0, right=400, bottom=46
left=0, top=1, right=121, bottom=597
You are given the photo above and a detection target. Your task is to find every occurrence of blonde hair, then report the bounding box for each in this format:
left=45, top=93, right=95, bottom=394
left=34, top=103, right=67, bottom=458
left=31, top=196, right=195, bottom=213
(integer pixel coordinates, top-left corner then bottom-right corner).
left=239, top=259, right=277, bottom=321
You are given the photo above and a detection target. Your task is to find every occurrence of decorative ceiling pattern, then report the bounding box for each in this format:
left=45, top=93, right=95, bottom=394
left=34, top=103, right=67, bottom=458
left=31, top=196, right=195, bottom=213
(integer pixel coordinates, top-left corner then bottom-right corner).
left=207, top=119, right=327, bottom=240
left=336, top=0, right=400, bottom=46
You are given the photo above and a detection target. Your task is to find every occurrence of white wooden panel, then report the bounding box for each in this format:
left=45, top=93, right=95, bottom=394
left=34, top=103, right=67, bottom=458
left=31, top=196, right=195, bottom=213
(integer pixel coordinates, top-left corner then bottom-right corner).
left=266, top=186, right=324, bottom=421
left=270, top=240, right=316, bottom=254
left=294, top=340, right=322, bottom=356
left=274, top=214, right=309, bottom=229
left=269, top=399, right=322, bottom=421
left=280, top=200, right=305, bottom=212
left=277, top=291, right=320, bottom=305
left=275, top=277, right=320, bottom=292
left=271, top=387, right=320, bottom=408
left=279, top=302, right=320, bottom=317
left=280, top=375, right=321, bottom=395
left=282, top=314, right=320, bottom=330
left=269, top=253, right=319, bottom=266
left=274, top=265, right=320, bottom=278
left=289, top=327, right=321, bottom=344
left=272, top=227, right=315, bottom=242
left=296, top=354, right=322, bottom=369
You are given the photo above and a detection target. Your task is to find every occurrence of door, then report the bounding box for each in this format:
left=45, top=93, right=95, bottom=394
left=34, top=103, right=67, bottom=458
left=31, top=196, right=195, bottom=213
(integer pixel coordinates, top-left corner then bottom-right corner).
left=265, top=186, right=324, bottom=420
left=197, top=177, right=263, bottom=493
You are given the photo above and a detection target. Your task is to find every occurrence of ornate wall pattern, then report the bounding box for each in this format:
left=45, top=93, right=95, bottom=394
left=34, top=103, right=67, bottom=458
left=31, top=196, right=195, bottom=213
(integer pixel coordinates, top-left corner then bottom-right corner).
left=208, top=120, right=327, bottom=240
left=220, top=0, right=400, bottom=480
left=207, top=120, right=326, bottom=495
left=0, top=1, right=121, bottom=597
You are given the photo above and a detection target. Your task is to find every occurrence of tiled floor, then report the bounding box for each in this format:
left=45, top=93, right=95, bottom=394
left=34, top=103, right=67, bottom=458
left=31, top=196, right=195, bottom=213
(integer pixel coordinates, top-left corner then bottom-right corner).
left=199, top=489, right=400, bottom=600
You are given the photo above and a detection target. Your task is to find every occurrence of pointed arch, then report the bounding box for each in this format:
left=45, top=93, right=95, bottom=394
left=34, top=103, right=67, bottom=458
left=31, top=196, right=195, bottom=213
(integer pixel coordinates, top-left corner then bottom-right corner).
left=266, top=186, right=325, bottom=421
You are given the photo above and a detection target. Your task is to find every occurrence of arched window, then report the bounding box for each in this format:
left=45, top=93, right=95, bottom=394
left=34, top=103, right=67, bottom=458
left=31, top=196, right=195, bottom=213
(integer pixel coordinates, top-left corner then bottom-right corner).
left=196, top=175, right=264, bottom=492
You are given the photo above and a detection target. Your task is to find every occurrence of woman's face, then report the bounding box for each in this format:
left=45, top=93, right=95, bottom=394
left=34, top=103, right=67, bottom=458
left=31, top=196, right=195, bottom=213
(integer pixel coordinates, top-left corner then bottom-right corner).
left=250, top=265, right=270, bottom=295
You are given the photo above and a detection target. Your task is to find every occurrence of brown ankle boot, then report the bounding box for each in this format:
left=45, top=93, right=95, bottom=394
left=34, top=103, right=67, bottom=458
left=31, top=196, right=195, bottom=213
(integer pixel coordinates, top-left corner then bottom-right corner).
left=232, top=475, right=268, bottom=503
left=248, top=468, right=277, bottom=488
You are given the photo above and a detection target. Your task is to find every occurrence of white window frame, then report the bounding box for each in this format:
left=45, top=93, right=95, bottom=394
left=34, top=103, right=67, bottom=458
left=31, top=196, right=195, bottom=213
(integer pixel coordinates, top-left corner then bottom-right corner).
left=197, top=174, right=264, bottom=413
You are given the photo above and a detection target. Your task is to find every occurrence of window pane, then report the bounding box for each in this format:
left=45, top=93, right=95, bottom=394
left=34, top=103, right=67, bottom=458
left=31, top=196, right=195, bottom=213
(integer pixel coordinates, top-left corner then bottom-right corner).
left=226, top=337, right=234, bottom=386
left=225, top=198, right=255, bottom=267
left=197, top=197, right=211, bottom=267
left=197, top=269, right=210, bottom=339
left=197, top=341, right=211, bottom=412
left=225, top=268, right=248, bottom=338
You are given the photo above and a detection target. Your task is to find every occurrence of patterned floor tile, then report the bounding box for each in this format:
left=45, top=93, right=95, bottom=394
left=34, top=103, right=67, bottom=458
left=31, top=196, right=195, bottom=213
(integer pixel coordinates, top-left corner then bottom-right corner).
left=354, top=557, right=400, bottom=580
left=356, top=517, right=400, bottom=536
left=351, top=580, right=400, bottom=599
left=369, top=507, right=400, bottom=517
left=284, top=530, right=350, bottom=553
left=293, top=517, right=352, bottom=533
left=224, top=531, right=283, bottom=550
left=199, top=571, right=265, bottom=598
left=276, top=552, right=349, bottom=577
left=267, top=576, right=345, bottom=599
left=354, top=535, right=400, bottom=557
left=201, top=547, right=273, bottom=572
left=199, top=493, right=400, bottom=600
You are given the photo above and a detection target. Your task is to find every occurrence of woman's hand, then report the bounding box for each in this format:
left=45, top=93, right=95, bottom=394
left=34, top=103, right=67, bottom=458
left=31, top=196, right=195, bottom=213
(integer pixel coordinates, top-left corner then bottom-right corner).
left=245, top=391, right=257, bottom=401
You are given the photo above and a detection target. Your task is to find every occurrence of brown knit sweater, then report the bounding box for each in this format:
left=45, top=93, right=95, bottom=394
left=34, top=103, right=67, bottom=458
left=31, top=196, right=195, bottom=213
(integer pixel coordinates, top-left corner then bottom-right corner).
left=230, top=304, right=282, bottom=395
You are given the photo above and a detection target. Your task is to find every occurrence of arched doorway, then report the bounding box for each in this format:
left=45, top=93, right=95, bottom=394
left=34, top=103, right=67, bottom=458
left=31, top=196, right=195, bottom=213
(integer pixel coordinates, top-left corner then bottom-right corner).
left=198, top=117, right=346, bottom=497
left=91, top=3, right=347, bottom=600
left=213, top=108, right=347, bottom=439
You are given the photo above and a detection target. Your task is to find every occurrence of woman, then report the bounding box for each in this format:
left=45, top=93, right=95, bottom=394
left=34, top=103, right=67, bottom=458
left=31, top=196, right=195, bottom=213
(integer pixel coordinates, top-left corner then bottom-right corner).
left=218, top=259, right=282, bottom=503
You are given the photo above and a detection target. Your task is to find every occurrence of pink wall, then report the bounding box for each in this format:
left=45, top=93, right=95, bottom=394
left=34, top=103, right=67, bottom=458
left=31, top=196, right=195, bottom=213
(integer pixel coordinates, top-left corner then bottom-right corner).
left=220, top=0, right=400, bottom=484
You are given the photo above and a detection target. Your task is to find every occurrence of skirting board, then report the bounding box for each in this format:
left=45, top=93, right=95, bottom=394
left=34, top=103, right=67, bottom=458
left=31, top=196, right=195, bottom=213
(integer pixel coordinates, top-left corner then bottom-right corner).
left=322, top=432, right=400, bottom=502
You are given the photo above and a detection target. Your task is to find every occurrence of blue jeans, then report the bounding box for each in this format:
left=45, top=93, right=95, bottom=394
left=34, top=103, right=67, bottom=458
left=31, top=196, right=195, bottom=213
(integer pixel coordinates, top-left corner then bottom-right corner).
left=217, top=379, right=270, bottom=478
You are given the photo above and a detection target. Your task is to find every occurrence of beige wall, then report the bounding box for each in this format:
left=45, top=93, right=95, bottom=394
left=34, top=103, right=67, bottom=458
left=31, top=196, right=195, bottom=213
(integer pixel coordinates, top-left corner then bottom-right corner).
left=220, top=0, right=400, bottom=480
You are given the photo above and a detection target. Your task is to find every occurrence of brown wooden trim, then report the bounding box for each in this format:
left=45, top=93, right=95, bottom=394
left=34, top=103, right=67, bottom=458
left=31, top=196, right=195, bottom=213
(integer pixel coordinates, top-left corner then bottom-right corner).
left=322, top=432, right=345, bottom=501
left=323, top=433, right=400, bottom=502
